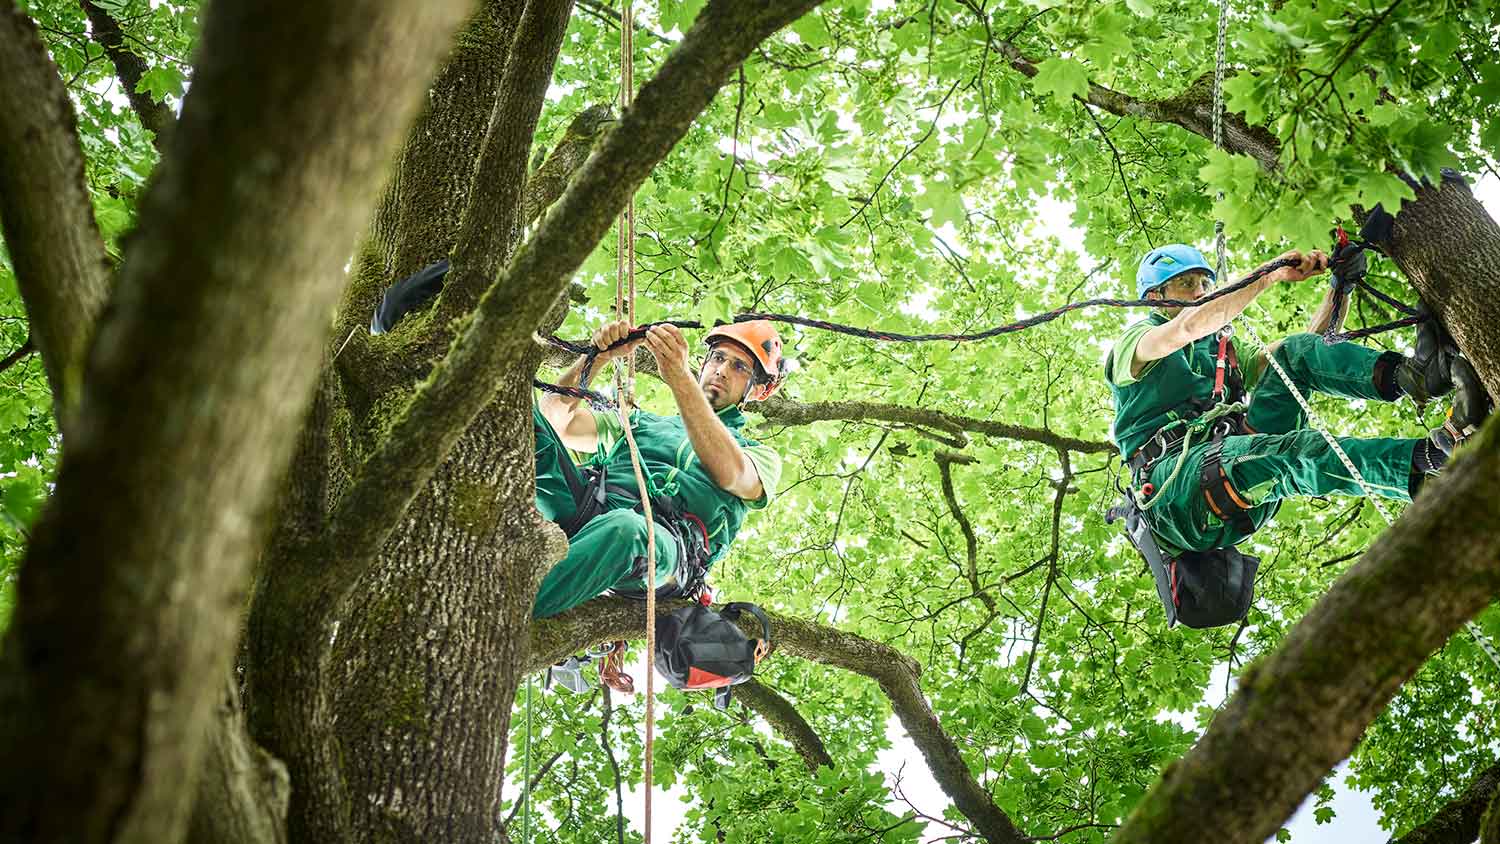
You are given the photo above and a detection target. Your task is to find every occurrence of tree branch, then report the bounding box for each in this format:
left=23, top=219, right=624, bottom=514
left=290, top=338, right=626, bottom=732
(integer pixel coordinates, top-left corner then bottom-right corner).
left=79, top=0, right=174, bottom=148
left=321, top=0, right=831, bottom=591
left=530, top=599, right=1031, bottom=844
left=445, top=0, right=576, bottom=314
left=1113, top=420, right=1500, bottom=844
left=0, top=5, right=113, bottom=428
left=982, top=36, right=1281, bottom=170
left=0, top=1, right=473, bottom=840
left=1388, top=758, right=1500, bottom=844
left=521, top=104, right=616, bottom=229
left=755, top=394, right=1114, bottom=454
left=0, top=336, right=35, bottom=374
left=734, top=679, right=834, bottom=772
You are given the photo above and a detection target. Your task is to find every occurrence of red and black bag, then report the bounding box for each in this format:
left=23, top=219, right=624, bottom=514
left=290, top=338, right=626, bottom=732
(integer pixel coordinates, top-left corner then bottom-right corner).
left=654, top=602, right=772, bottom=710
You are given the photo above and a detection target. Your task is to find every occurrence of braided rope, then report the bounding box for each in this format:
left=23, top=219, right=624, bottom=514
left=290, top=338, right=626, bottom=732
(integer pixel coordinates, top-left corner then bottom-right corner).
left=610, top=7, right=660, bottom=842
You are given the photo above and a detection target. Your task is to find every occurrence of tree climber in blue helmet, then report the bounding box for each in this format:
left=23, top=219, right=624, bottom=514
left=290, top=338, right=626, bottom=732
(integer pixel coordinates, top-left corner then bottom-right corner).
left=1104, top=243, right=1491, bottom=625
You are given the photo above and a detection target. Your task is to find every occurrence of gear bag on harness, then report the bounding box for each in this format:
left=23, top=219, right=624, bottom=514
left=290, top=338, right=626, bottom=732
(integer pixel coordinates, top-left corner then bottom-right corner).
left=654, top=602, right=772, bottom=711
left=554, top=453, right=713, bottom=602
left=1105, top=326, right=1262, bottom=629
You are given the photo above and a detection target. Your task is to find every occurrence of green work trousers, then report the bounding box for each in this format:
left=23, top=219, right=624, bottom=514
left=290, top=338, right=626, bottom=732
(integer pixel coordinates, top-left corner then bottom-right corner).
left=532, top=407, right=678, bottom=619
left=1143, top=333, right=1418, bottom=554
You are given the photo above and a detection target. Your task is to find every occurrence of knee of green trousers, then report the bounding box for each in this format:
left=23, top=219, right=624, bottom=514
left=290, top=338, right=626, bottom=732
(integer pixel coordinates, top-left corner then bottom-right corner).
left=534, top=405, right=579, bottom=524
left=1247, top=334, right=1386, bottom=434
left=532, top=508, right=681, bottom=619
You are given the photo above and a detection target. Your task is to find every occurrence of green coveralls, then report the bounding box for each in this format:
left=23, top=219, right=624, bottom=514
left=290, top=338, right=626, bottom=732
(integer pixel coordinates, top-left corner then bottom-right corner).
left=531, top=403, right=781, bottom=618
left=1106, top=313, right=1418, bottom=555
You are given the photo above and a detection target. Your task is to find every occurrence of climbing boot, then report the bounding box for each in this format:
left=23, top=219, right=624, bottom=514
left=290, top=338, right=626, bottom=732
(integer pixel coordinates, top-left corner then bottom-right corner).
left=1395, top=312, right=1454, bottom=405
left=1429, top=356, right=1493, bottom=456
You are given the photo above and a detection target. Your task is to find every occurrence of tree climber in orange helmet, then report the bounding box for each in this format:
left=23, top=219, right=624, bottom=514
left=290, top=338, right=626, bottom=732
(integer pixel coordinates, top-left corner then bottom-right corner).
left=371, top=262, right=788, bottom=619
left=531, top=319, right=786, bottom=617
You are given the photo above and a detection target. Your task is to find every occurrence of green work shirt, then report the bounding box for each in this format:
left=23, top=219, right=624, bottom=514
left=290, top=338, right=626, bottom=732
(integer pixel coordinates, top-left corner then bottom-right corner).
left=1104, top=312, right=1261, bottom=458
left=592, top=405, right=781, bottom=565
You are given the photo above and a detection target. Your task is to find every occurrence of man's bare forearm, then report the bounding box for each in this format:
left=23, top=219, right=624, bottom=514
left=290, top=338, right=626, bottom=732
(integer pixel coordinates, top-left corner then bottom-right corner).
left=539, top=354, right=590, bottom=428
left=1176, top=275, right=1277, bottom=341
left=666, top=373, right=760, bottom=498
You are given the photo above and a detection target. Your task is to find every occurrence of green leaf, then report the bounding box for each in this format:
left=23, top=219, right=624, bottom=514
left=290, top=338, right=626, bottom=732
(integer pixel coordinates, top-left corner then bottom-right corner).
left=915, top=181, right=965, bottom=228
left=1032, top=57, right=1090, bottom=102
left=137, top=66, right=184, bottom=101
left=1124, top=0, right=1154, bottom=18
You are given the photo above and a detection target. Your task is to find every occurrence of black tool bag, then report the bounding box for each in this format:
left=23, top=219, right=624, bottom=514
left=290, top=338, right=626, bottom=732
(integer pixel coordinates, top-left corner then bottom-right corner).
left=654, top=602, right=771, bottom=710
left=1107, top=493, right=1259, bottom=629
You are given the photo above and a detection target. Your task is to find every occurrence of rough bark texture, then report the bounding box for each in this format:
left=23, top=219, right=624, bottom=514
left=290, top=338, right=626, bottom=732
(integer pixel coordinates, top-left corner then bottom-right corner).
left=1112, top=417, right=1500, bottom=844
left=188, top=673, right=290, bottom=844
left=446, top=0, right=577, bottom=313
left=735, top=680, right=835, bottom=772
left=1390, top=759, right=1500, bottom=844
left=79, top=0, right=175, bottom=148
left=531, top=600, right=1030, bottom=844
left=1384, top=175, right=1500, bottom=402
left=0, top=5, right=112, bottom=426
left=0, top=0, right=471, bottom=841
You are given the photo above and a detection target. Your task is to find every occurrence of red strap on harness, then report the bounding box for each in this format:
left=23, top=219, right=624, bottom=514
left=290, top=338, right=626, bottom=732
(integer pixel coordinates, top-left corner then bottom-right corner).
left=1212, top=331, right=1230, bottom=398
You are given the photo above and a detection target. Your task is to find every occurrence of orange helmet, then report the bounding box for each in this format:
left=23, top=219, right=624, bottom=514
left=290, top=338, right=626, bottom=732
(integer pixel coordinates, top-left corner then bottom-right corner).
left=703, top=320, right=787, bottom=402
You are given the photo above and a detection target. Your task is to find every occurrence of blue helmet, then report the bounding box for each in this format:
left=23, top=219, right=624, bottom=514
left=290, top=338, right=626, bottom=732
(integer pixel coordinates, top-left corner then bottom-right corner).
left=1135, top=244, right=1216, bottom=299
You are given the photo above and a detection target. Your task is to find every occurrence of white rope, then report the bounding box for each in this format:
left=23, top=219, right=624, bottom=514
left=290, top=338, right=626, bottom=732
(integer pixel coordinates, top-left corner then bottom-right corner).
left=1205, top=0, right=1500, bottom=673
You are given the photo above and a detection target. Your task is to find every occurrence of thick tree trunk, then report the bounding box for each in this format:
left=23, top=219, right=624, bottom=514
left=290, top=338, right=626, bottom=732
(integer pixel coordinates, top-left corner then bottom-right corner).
left=1384, top=174, right=1500, bottom=402
left=0, top=5, right=111, bottom=426
left=0, top=1, right=470, bottom=842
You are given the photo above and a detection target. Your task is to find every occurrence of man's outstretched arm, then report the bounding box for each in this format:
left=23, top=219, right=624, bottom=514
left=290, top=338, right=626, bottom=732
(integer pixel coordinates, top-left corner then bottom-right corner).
left=645, top=324, right=764, bottom=501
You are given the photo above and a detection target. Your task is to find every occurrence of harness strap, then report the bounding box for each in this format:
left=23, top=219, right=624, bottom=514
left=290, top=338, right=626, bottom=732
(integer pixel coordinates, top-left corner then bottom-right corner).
left=1199, top=440, right=1255, bottom=535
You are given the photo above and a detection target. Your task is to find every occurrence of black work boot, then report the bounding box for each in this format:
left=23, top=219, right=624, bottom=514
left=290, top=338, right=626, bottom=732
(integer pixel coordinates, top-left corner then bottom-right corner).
left=1429, top=356, right=1493, bottom=455
left=1395, top=312, right=1454, bottom=405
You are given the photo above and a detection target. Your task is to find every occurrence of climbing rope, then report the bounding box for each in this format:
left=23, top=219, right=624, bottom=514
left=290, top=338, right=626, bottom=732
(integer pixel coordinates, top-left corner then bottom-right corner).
left=521, top=676, right=533, bottom=844
left=606, top=6, right=661, bottom=843
left=1203, top=1, right=1500, bottom=672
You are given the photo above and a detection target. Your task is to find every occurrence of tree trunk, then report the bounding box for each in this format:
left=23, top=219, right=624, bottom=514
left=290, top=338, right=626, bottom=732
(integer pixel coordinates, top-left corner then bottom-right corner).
left=0, top=0, right=471, bottom=841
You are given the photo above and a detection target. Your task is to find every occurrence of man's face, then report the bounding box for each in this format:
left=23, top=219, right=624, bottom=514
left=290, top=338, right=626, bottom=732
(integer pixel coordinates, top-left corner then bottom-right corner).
left=1148, top=270, right=1214, bottom=314
left=699, top=342, right=756, bottom=410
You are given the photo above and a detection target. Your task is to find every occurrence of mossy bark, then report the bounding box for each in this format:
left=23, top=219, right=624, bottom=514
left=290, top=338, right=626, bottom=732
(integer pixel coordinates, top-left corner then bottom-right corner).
left=0, top=1, right=471, bottom=842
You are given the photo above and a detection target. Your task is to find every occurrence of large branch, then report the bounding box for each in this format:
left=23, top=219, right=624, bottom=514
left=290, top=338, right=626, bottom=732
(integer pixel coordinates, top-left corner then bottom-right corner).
left=0, top=6, right=112, bottom=427
left=1112, top=419, right=1500, bottom=844
left=984, top=36, right=1281, bottom=170
left=734, top=680, right=835, bottom=773
left=0, top=1, right=472, bottom=841
left=755, top=394, right=1115, bottom=454
left=530, top=599, right=1030, bottom=844
left=322, top=0, right=830, bottom=589
left=79, top=0, right=175, bottom=148
left=1389, top=758, right=1500, bottom=844
left=521, top=103, right=616, bottom=228
left=445, top=0, right=576, bottom=313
